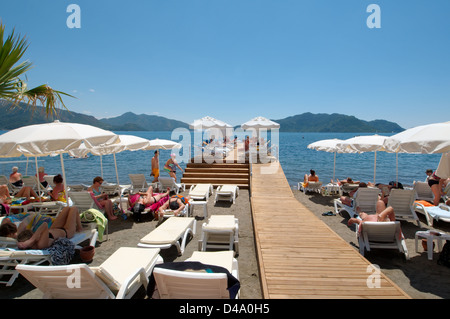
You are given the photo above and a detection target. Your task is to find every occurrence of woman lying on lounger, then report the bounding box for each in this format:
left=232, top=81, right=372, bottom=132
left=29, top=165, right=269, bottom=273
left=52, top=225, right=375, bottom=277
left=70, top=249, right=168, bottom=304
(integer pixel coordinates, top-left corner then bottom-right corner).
left=347, top=206, right=397, bottom=229
left=157, top=191, right=191, bottom=218
left=129, top=186, right=171, bottom=212
left=15, top=206, right=83, bottom=250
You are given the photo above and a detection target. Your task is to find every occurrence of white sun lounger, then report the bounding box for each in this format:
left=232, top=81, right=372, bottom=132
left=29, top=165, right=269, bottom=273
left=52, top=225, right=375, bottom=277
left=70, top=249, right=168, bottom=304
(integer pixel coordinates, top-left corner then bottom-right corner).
left=158, top=177, right=185, bottom=194
left=413, top=181, right=434, bottom=202
left=414, top=202, right=450, bottom=227
left=356, top=221, right=409, bottom=260
left=16, top=247, right=162, bottom=299
left=298, top=181, right=323, bottom=194
left=138, top=217, right=196, bottom=256
left=387, top=188, right=421, bottom=227
left=152, top=251, right=239, bottom=299
left=198, top=215, right=239, bottom=254
left=214, top=185, right=239, bottom=204
left=0, top=229, right=98, bottom=286
left=334, top=187, right=380, bottom=218
left=189, top=183, right=213, bottom=201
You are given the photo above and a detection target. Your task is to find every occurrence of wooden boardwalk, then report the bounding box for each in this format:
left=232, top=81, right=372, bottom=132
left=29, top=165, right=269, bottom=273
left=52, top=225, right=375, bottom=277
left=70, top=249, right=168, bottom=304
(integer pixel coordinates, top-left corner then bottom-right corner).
left=250, top=161, right=410, bottom=299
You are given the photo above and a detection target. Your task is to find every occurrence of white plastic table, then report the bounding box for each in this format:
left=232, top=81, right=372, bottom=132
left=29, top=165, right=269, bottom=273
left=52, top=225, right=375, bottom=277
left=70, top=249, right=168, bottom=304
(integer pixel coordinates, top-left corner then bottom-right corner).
left=415, top=230, right=450, bottom=260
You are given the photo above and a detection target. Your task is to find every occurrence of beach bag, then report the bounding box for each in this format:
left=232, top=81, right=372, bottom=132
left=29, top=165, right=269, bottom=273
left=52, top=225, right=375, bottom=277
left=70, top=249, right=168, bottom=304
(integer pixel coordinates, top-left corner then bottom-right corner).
left=133, top=203, right=145, bottom=222
left=48, top=238, right=75, bottom=265
left=437, top=240, right=450, bottom=267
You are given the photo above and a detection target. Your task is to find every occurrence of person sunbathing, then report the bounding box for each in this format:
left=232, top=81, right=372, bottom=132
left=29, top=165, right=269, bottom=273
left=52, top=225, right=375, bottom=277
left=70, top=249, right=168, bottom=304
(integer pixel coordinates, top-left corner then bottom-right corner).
left=332, top=177, right=361, bottom=185
left=129, top=186, right=171, bottom=211
left=339, top=182, right=367, bottom=206
left=348, top=205, right=397, bottom=228
left=15, top=206, right=83, bottom=250
left=303, top=169, right=319, bottom=183
left=157, top=191, right=191, bottom=219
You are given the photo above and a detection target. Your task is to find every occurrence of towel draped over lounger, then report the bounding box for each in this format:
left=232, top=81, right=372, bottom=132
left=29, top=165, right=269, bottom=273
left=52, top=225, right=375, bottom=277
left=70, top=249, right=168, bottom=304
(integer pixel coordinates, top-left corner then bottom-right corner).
left=147, top=261, right=240, bottom=299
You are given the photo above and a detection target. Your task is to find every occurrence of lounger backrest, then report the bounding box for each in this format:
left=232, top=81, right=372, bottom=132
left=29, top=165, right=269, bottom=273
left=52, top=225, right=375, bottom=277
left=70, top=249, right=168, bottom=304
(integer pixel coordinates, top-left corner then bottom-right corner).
left=68, top=191, right=97, bottom=211
left=16, top=264, right=115, bottom=299
left=140, top=217, right=195, bottom=245
left=354, top=188, right=380, bottom=214
left=158, top=177, right=177, bottom=189
left=413, top=182, right=434, bottom=201
left=22, top=176, right=38, bottom=188
left=128, top=174, right=148, bottom=191
left=361, top=221, right=400, bottom=243
left=387, top=189, right=415, bottom=218
left=44, top=175, right=56, bottom=188
left=153, top=267, right=229, bottom=299
left=190, top=184, right=212, bottom=197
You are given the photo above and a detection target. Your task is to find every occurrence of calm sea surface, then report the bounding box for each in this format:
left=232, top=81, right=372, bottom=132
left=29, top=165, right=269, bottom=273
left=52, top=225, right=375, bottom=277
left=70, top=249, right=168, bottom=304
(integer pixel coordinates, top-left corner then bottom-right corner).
left=0, top=131, right=442, bottom=188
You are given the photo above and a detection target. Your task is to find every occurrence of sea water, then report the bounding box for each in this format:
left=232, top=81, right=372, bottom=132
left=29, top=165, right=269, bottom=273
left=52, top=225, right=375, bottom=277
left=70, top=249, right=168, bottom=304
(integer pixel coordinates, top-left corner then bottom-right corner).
left=0, top=131, right=442, bottom=188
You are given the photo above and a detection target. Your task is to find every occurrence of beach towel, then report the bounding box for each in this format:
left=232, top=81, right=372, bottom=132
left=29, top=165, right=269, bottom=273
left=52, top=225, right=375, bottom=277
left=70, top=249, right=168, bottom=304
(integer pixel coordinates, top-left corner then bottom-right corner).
left=47, top=237, right=75, bottom=265
left=147, top=261, right=240, bottom=299
left=80, top=209, right=107, bottom=241
left=415, top=200, right=434, bottom=207
left=425, top=205, right=450, bottom=220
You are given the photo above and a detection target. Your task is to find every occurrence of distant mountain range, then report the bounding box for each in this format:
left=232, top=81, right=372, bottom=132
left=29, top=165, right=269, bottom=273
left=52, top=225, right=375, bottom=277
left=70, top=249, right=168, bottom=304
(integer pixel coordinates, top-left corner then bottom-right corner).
left=0, top=100, right=403, bottom=133
left=274, top=112, right=404, bottom=133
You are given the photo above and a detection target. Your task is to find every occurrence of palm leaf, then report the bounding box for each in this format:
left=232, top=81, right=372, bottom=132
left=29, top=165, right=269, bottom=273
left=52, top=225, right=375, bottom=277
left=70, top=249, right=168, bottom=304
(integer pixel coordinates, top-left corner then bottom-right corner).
left=0, top=22, right=73, bottom=116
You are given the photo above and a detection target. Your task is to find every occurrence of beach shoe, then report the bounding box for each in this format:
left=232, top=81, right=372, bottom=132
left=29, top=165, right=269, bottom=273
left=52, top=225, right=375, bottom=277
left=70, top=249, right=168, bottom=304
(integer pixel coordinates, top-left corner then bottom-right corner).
left=322, top=211, right=336, bottom=216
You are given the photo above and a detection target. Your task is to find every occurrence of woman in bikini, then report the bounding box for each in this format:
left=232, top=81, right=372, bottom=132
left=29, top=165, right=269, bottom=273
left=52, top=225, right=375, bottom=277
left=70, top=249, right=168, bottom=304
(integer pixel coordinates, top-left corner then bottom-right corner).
left=129, top=186, right=171, bottom=211
left=157, top=191, right=191, bottom=218
left=428, top=171, right=446, bottom=206
left=163, top=154, right=184, bottom=182
left=16, top=206, right=83, bottom=250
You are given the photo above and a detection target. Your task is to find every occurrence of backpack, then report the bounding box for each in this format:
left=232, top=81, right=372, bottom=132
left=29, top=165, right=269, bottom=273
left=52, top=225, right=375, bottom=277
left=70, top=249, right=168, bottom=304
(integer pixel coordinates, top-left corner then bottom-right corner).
left=437, top=240, right=450, bottom=267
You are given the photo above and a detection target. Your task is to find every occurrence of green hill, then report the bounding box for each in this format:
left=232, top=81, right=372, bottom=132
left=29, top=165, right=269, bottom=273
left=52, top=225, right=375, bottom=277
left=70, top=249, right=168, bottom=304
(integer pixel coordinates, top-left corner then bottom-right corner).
left=0, top=100, right=403, bottom=133
left=273, top=112, right=404, bottom=133
left=99, top=112, right=189, bottom=131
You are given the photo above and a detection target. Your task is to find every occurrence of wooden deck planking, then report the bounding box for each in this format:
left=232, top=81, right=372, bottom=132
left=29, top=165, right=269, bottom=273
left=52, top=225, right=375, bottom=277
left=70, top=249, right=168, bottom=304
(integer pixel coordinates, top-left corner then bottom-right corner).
left=250, top=162, right=410, bottom=299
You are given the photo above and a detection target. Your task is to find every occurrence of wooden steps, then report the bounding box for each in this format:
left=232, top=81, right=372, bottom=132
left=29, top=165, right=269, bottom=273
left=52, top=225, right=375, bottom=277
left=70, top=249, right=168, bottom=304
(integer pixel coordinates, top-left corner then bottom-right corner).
left=181, top=163, right=250, bottom=189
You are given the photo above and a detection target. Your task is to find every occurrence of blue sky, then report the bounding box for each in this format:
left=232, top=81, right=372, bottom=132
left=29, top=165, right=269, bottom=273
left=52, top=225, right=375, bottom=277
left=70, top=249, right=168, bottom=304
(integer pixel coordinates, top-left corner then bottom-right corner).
left=1, top=0, right=449, bottom=129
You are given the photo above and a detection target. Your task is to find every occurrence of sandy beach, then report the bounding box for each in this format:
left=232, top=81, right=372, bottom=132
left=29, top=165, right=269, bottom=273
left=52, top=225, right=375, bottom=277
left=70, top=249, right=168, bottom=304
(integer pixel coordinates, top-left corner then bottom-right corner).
left=293, top=188, right=450, bottom=299
left=2, top=185, right=450, bottom=299
left=0, top=188, right=263, bottom=299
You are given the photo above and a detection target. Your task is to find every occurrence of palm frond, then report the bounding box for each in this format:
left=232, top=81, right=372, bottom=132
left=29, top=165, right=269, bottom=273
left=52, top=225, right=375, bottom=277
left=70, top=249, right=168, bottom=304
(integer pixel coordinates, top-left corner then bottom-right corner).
left=0, top=22, right=74, bottom=117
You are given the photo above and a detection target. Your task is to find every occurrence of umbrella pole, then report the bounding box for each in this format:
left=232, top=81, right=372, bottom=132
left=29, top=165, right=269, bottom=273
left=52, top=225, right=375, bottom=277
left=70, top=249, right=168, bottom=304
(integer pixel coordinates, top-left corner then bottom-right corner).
left=396, top=152, right=398, bottom=184
left=333, top=151, right=336, bottom=181
left=60, top=154, right=69, bottom=203
left=100, top=155, right=103, bottom=178
left=35, top=156, right=42, bottom=199
left=113, top=153, right=120, bottom=185
left=374, top=151, right=377, bottom=184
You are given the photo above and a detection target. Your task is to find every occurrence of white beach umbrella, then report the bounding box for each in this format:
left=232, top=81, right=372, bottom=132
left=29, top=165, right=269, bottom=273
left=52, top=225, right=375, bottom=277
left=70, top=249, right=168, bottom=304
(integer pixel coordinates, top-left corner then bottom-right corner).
left=0, top=120, right=120, bottom=200
left=307, top=138, right=355, bottom=181
left=148, top=138, right=182, bottom=150
left=68, top=135, right=155, bottom=184
left=189, top=116, right=232, bottom=130
left=189, top=116, right=233, bottom=157
left=383, top=121, right=450, bottom=154
left=436, top=152, right=450, bottom=179
left=336, top=135, right=389, bottom=184
left=241, top=116, right=280, bottom=130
